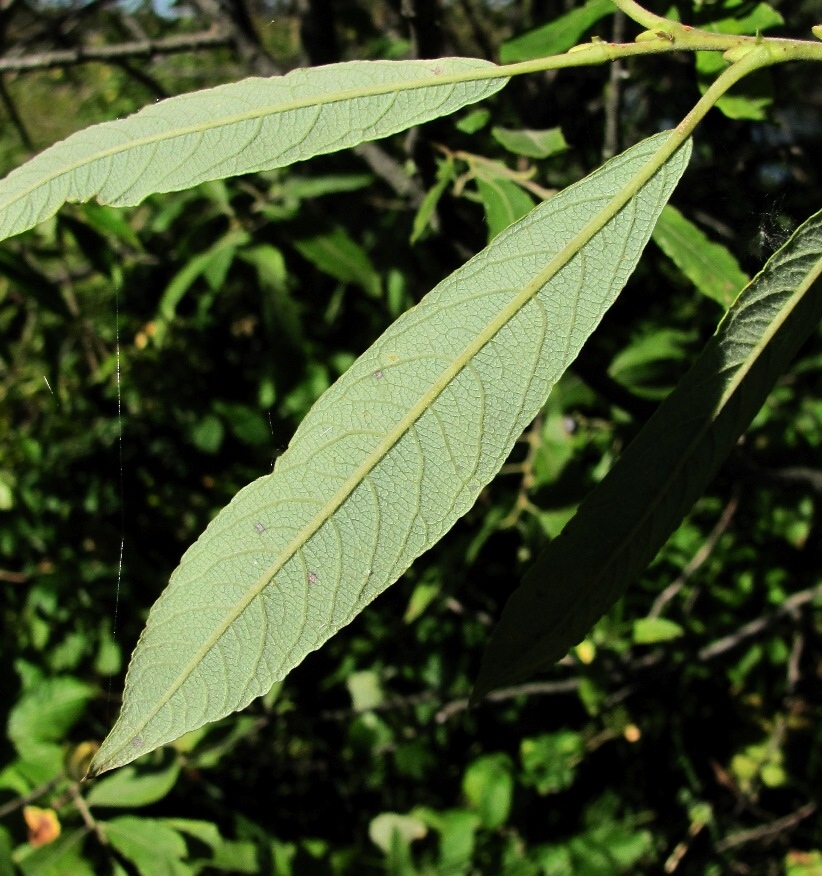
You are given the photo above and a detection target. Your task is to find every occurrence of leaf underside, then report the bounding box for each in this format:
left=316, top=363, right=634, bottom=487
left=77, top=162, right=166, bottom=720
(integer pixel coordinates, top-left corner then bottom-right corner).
left=89, top=132, right=691, bottom=775
left=0, top=58, right=505, bottom=243
left=474, top=206, right=822, bottom=699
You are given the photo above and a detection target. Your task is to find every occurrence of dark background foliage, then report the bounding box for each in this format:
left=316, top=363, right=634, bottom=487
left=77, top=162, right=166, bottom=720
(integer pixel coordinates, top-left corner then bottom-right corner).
left=1, top=0, right=821, bottom=873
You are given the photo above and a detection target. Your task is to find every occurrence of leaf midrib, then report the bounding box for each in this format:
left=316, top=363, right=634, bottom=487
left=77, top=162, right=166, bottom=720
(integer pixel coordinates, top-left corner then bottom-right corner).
left=111, top=134, right=688, bottom=758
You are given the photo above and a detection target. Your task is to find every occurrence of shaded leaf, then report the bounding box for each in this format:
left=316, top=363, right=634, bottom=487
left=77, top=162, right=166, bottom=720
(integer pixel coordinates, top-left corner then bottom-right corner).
left=293, top=226, right=381, bottom=297
left=8, top=676, right=94, bottom=747
left=520, top=731, right=583, bottom=795
left=15, top=829, right=93, bottom=876
left=411, top=157, right=456, bottom=244
left=90, top=132, right=690, bottom=775
left=463, top=754, right=513, bottom=828
left=456, top=108, right=490, bottom=134
left=476, top=177, right=535, bottom=241
left=653, top=205, right=748, bottom=307
left=102, top=817, right=190, bottom=876
left=474, top=207, right=822, bottom=698
left=696, top=3, right=783, bottom=121
left=499, top=0, right=614, bottom=63
left=632, top=617, right=684, bottom=644
left=0, top=58, right=506, bottom=243
left=491, top=127, right=568, bottom=160
left=86, top=763, right=181, bottom=808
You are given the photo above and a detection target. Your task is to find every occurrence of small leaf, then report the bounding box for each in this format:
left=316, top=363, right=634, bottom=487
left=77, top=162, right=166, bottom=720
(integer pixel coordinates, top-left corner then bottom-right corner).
left=696, top=4, right=783, bottom=121
left=102, top=817, right=189, bottom=876
left=463, top=754, right=513, bottom=829
left=520, top=731, right=583, bottom=795
left=86, top=764, right=181, bottom=809
left=368, top=813, right=427, bottom=854
left=293, top=227, right=381, bottom=297
left=403, top=579, right=440, bottom=623
left=190, top=415, right=225, bottom=455
left=411, top=157, right=456, bottom=244
left=456, top=108, right=490, bottom=134
left=701, top=1, right=784, bottom=36
left=346, top=670, right=384, bottom=711
left=632, top=617, right=684, bottom=644
left=157, top=229, right=248, bottom=323
left=15, top=828, right=94, bottom=876
left=8, top=677, right=94, bottom=747
left=474, top=206, right=822, bottom=698
left=491, top=127, right=568, bottom=159
left=0, top=58, right=507, bottom=243
left=476, top=177, right=535, bottom=241
left=499, top=0, right=614, bottom=63
left=653, top=205, right=748, bottom=307
left=90, top=132, right=690, bottom=775
left=696, top=53, right=773, bottom=121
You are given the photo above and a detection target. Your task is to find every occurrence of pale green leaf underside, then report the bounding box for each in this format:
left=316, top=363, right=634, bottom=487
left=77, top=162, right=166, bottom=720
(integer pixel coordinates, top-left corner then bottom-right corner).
left=89, top=132, right=691, bottom=775
left=0, top=58, right=505, bottom=243
left=474, top=206, right=822, bottom=699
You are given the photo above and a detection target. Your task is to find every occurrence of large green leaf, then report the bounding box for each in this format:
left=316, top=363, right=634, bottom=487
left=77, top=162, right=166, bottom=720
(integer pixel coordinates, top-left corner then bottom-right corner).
left=89, top=132, right=691, bottom=775
left=0, top=58, right=506, bottom=243
left=474, top=206, right=822, bottom=698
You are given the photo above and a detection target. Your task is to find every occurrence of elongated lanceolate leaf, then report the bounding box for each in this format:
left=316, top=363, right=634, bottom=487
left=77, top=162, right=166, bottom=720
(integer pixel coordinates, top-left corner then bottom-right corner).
left=89, top=132, right=691, bottom=775
left=474, top=206, right=822, bottom=699
left=0, top=58, right=505, bottom=243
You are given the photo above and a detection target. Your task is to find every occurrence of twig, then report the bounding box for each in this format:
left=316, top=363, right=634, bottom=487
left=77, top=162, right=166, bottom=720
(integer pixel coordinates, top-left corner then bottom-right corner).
left=648, top=489, right=739, bottom=619
left=353, top=142, right=425, bottom=203
left=317, top=676, right=579, bottom=724
left=0, top=777, right=63, bottom=819
left=0, top=75, right=33, bottom=150
left=435, top=678, right=580, bottom=722
left=70, top=785, right=108, bottom=846
left=499, top=412, right=543, bottom=528
left=786, top=631, right=803, bottom=695
left=602, top=10, right=627, bottom=161
left=715, top=801, right=816, bottom=852
left=0, top=28, right=233, bottom=72
left=762, top=465, right=822, bottom=496
left=698, top=584, right=822, bottom=662
left=188, top=0, right=279, bottom=75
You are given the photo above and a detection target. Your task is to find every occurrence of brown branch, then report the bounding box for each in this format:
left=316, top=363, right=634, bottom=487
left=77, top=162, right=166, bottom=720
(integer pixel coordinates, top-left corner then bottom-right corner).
left=602, top=10, right=627, bottom=161
left=317, top=676, right=580, bottom=725
left=0, top=74, right=33, bottom=149
left=648, top=488, right=739, bottom=619
left=715, top=802, right=817, bottom=853
left=188, top=0, right=279, bottom=75
left=0, top=27, right=232, bottom=72
left=0, top=776, right=63, bottom=819
left=435, top=677, right=580, bottom=722
left=70, top=785, right=107, bottom=846
left=698, top=583, right=822, bottom=662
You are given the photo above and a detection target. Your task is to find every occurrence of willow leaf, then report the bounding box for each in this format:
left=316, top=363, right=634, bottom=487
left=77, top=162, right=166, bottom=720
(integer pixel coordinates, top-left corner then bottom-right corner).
left=89, top=132, right=691, bottom=775
left=474, top=206, right=822, bottom=699
left=0, top=58, right=505, bottom=243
